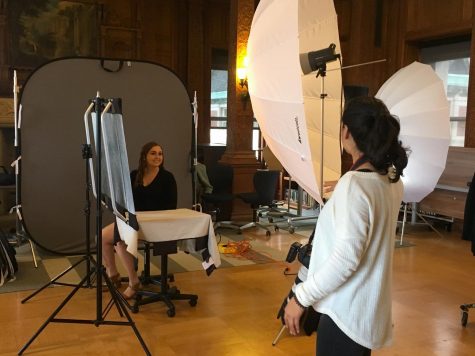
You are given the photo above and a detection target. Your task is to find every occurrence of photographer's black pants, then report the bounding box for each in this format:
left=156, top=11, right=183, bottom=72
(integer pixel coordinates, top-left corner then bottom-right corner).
left=316, top=314, right=371, bottom=356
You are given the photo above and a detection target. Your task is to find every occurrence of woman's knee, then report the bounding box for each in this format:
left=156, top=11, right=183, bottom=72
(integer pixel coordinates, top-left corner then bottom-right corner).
left=102, top=223, right=115, bottom=244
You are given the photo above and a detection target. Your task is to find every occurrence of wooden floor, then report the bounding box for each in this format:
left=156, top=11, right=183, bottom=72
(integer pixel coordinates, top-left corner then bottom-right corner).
left=1, top=225, right=475, bottom=355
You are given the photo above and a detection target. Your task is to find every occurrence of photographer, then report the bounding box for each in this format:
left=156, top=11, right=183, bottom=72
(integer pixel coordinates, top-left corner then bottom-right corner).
left=284, top=97, right=408, bottom=355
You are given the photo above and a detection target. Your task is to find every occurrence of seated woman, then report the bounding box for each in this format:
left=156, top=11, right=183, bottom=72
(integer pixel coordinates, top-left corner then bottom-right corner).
left=102, top=141, right=177, bottom=299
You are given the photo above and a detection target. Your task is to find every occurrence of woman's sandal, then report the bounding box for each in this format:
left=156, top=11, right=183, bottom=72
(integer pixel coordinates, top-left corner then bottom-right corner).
left=122, top=282, right=142, bottom=300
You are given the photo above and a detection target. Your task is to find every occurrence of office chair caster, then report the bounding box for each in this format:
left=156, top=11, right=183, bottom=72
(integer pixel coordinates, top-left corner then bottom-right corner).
left=274, top=226, right=279, bottom=232
left=167, top=308, right=176, bottom=317
left=266, top=230, right=271, bottom=237
left=131, top=300, right=140, bottom=314
left=189, top=297, right=198, bottom=307
left=461, top=305, right=469, bottom=327
left=288, top=226, right=295, bottom=234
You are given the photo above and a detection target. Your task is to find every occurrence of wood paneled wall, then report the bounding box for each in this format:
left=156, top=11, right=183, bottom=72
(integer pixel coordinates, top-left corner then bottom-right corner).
left=1, top=0, right=475, bottom=148
left=335, top=0, right=472, bottom=95
left=334, top=0, right=475, bottom=163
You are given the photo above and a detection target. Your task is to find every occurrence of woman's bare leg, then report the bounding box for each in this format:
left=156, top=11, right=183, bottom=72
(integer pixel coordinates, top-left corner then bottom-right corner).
left=102, top=223, right=118, bottom=278
left=114, top=242, right=141, bottom=298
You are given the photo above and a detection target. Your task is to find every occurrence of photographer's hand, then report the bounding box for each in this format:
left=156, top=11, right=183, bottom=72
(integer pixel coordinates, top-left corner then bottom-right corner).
left=284, top=297, right=305, bottom=336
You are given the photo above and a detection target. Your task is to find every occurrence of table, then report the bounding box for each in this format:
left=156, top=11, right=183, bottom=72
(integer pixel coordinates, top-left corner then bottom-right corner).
left=116, top=208, right=220, bottom=316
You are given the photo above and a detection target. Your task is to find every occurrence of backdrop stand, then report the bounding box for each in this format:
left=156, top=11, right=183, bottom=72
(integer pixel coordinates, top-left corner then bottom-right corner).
left=11, top=69, right=38, bottom=268
left=19, top=96, right=150, bottom=356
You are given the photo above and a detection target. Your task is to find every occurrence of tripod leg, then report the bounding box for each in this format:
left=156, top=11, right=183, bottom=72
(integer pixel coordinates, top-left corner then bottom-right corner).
left=102, top=272, right=125, bottom=318
left=21, top=256, right=88, bottom=304
left=399, top=203, right=407, bottom=246
left=110, top=283, right=151, bottom=355
left=19, top=270, right=92, bottom=355
left=416, top=212, right=444, bottom=238
left=272, top=325, right=287, bottom=346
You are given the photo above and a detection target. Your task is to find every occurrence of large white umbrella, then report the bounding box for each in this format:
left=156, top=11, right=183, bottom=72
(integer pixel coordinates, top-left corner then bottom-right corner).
left=376, top=61, right=450, bottom=203
left=247, top=0, right=342, bottom=205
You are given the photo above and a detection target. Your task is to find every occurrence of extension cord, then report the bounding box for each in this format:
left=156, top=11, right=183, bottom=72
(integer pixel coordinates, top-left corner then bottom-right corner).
left=218, top=240, right=251, bottom=255
left=218, top=243, right=237, bottom=254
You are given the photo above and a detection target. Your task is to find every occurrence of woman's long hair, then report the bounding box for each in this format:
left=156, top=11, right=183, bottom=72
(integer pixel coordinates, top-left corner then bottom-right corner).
left=342, top=96, right=408, bottom=183
left=134, top=141, right=163, bottom=187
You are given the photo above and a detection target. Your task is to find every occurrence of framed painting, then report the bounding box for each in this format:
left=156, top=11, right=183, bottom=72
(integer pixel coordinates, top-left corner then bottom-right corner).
left=8, top=0, right=99, bottom=68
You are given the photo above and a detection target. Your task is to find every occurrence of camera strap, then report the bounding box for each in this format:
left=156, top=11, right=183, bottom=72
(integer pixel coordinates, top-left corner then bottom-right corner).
left=349, top=155, right=370, bottom=171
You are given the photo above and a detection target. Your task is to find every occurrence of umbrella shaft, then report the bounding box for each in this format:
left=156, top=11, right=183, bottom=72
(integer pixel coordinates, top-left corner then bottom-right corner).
left=320, top=76, right=325, bottom=197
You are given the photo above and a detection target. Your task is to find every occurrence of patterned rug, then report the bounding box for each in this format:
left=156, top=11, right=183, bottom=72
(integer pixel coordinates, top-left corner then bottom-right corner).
left=0, top=226, right=314, bottom=294
left=1, top=223, right=411, bottom=294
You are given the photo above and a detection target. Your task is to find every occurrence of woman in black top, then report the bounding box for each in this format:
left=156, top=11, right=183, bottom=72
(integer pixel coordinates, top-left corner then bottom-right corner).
left=102, top=142, right=177, bottom=299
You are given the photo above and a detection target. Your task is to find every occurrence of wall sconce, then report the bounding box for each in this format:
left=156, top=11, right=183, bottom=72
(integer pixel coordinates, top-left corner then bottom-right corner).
left=237, top=67, right=248, bottom=88
left=237, top=56, right=249, bottom=101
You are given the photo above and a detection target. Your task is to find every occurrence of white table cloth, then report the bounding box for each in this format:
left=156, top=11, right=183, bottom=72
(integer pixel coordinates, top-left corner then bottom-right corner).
left=116, top=208, right=221, bottom=268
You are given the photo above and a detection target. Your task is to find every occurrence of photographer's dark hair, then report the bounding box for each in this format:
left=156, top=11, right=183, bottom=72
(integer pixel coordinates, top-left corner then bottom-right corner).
left=134, top=141, right=163, bottom=187
left=342, top=96, right=408, bottom=183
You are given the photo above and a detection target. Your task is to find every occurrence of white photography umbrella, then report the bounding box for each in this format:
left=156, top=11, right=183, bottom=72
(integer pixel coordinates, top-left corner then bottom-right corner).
left=247, top=0, right=342, bottom=205
left=376, top=61, right=450, bottom=203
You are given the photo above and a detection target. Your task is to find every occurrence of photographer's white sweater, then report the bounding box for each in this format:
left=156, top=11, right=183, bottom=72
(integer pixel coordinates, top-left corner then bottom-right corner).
left=295, top=171, right=403, bottom=349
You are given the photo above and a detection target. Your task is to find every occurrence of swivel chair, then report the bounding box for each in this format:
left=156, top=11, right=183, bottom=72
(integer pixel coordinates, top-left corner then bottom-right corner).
left=237, top=169, right=280, bottom=236
left=201, top=164, right=240, bottom=231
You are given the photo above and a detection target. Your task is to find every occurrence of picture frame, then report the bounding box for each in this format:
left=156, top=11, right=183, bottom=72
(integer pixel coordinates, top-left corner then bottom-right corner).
left=8, top=0, right=99, bottom=68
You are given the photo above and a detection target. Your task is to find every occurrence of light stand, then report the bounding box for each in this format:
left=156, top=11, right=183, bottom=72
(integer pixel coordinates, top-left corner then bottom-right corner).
left=304, top=43, right=340, bottom=200
left=19, top=96, right=151, bottom=355
left=280, top=47, right=340, bottom=233
left=273, top=46, right=339, bottom=344
left=317, top=62, right=328, bottom=202
left=397, top=201, right=444, bottom=246
left=191, top=91, right=200, bottom=210
left=280, top=51, right=386, bottom=234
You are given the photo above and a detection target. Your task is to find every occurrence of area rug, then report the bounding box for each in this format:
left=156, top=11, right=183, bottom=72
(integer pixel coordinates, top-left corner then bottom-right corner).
left=1, top=224, right=411, bottom=294
left=0, top=227, right=314, bottom=294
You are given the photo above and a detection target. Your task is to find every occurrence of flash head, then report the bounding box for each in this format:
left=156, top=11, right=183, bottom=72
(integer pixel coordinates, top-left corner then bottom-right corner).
left=300, top=43, right=340, bottom=75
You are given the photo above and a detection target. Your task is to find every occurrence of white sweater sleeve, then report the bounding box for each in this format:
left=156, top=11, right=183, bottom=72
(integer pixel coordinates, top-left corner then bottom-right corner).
left=295, top=175, right=371, bottom=307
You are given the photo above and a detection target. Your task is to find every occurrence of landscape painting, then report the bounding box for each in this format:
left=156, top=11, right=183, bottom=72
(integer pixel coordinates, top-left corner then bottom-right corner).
left=8, top=0, right=98, bottom=68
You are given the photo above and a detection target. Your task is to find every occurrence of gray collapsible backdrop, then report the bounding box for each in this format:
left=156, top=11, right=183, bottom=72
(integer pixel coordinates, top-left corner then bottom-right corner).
left=19, top=58, right=193, bottom=254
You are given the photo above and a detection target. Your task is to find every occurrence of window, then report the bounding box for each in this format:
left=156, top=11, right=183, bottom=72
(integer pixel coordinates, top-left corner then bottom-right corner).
left=210, top=49, right=228, bottom=145
left=210, top=69, right=228, bottom=144
left=421, top=41, right=470, bottom=146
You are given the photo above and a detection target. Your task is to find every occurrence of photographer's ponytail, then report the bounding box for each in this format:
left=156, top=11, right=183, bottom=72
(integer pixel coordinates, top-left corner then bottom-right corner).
left=342, top=97, right=409, bottom=183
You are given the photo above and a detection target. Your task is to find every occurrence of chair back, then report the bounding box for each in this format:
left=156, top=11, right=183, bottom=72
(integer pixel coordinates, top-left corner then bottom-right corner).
left=254, top=170, right=280, bottom=205
left=262, top=146, right=283, bottom=171
left=207, top=164, right=233, bottom=194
